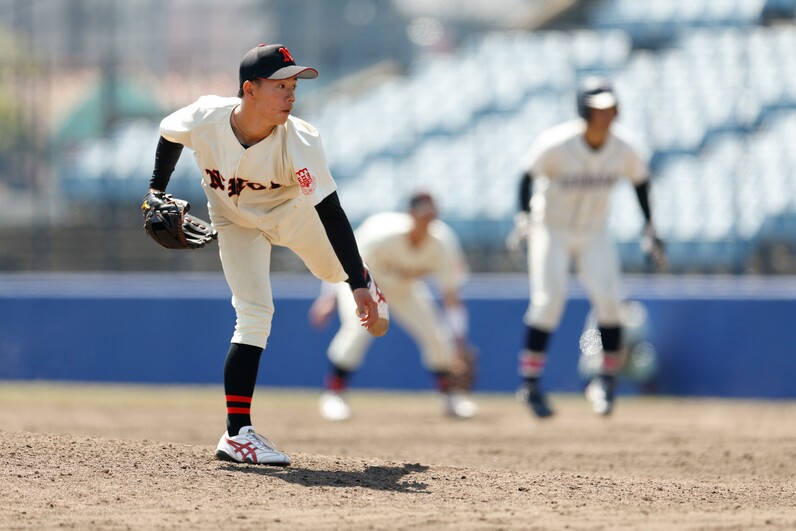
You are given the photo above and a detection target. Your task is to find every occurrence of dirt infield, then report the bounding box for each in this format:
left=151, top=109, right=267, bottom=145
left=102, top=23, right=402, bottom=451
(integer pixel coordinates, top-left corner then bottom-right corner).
left=1, top=383, right=795, bottom=530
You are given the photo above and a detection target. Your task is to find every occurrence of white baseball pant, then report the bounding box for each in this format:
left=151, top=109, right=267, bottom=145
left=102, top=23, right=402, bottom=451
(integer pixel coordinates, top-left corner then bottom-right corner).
left=524, top=222, right=622, bottom=330
left=328, top=279, right=454, bottom=373
left=216, top=201, right=348, bottom=348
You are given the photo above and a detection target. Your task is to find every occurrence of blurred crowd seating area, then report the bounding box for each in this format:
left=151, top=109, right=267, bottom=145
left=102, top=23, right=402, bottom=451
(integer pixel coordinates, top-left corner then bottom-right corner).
left=51, top=0, right=796, bottom=273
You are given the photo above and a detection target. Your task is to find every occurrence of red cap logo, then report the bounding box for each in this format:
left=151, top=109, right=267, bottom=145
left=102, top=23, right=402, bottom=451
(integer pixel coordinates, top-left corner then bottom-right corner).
left=278, top=47, right=294, bottom=63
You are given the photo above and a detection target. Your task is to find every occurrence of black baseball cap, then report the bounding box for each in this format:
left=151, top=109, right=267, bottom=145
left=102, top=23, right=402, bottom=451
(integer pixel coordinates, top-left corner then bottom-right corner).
left=238, top=44, right=318, bottom=87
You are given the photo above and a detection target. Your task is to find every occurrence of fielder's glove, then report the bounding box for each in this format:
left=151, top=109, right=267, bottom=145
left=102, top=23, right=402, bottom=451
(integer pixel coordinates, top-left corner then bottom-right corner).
left=449, top=342, right=478, bottom=392
left=640, top=223, right=668, bottom=272
left=505, top=211, right=530, bottom=253
left=141, top=190, right=217, bottom=250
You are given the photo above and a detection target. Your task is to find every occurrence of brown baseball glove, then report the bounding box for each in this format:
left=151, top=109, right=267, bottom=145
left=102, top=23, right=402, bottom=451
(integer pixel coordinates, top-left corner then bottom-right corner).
left=141, top=191, right=217, bottom=250
left=449, top=342, right=478, bottom=392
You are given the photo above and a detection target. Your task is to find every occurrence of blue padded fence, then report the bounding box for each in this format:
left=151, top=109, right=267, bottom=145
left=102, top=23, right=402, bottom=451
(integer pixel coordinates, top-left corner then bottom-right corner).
left=1, top=273, right=795, bottom=399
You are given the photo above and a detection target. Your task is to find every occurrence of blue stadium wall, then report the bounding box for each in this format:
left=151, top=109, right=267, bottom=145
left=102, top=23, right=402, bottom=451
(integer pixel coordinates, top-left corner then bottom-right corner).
left=1, top=273, right=795, bottom=399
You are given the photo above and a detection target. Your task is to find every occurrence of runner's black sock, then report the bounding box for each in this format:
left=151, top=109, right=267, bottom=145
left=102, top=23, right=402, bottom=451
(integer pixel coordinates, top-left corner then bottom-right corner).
left=433, top=371, right=451, bottom=393
left=326, top=364, right=351, bottom=391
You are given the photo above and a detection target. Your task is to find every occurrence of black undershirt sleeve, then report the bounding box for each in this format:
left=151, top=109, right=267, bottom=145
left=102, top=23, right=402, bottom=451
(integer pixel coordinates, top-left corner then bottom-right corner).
left=315, top=191, right=368, bottom=291
left=634, top=180, right=653, bottom=224
left=519, top=171, right=533, bottom=213
left=149, top=136, right=184, bottom=191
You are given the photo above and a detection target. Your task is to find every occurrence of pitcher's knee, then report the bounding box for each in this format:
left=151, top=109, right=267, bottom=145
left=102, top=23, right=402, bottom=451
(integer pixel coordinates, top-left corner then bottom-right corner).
left=231, top=328, right=270, bottom=350
left=231, top=310, right=273, bottom=349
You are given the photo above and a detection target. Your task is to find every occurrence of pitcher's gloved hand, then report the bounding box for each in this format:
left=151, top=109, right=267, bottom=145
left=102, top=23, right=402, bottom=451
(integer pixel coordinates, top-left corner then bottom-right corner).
left=141, top=190, right=217, bottom=249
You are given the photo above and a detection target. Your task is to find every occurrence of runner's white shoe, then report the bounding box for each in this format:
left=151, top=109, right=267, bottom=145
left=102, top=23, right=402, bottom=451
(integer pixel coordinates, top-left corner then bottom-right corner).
left=585, top=375, right=615, bottom=416
left=443, top=392, right=478, bottom=419
left=215, top=426, right=291, bottom=466
left=363, top=263, right=389, bottom=337
left=319, top=390, right=352, bottom=421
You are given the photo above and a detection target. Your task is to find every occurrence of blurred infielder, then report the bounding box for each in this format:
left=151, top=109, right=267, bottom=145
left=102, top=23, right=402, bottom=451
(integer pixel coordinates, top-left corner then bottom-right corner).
left=507, top=76, right=666, bottom=418
left=142, top=43, right=388, bottom=466
left=309, top=192, right=478, bottom=420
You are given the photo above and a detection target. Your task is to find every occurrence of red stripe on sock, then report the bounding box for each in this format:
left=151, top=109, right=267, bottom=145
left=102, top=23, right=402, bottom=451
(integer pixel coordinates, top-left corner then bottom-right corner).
left=602, top=355, right=622, bottom=373
left=226, top=407, right=251, bottom=415
left=326, top=375, right=347, bottom=392
left=519, top=352, right=546, bottom=377
left=436, top=374, right=451, bottom=393
left=225, top=395, right=253, bottom=404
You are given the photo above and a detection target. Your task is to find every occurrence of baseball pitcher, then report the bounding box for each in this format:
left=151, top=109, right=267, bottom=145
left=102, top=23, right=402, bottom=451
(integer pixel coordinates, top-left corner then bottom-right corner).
left=142, top=43, right=388, bottom=466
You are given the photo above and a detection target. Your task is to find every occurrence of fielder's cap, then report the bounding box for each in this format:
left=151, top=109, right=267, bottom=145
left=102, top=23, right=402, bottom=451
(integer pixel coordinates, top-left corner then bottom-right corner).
left=409, top=191, right=435, bottom=209
left=583, top=90, right=617, bottom=110
left=576, top=76, right=619, bottom=119
left=408, top=191, right=437, bottom=216
left=238, top=44, right=318, bottom=87
left=578, top=76, right=618, bottom=111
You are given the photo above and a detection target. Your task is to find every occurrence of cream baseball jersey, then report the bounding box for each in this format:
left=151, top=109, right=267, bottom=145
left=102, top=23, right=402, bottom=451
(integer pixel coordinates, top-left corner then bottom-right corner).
left=354, top=212, right=467, bottom=293
left=160, top=95, right=336, bottom=230
left=521, top=119, right=649, bottom=232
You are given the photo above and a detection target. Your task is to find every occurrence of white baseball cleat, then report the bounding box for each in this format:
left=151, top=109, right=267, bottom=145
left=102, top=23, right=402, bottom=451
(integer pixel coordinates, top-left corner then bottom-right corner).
left=443, top=392, right=478, bottom=419
left=364, top=263, right=390, bottom=337
left=215, top=426, right=291, bottom=466
left=319, top=390, right=352, bottom=421
left=585, top=375, right=615, bottom=416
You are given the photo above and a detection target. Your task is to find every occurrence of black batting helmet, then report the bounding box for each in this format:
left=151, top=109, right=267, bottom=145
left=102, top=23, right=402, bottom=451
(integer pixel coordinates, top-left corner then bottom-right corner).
left=576, top=76, right=618, bottom=119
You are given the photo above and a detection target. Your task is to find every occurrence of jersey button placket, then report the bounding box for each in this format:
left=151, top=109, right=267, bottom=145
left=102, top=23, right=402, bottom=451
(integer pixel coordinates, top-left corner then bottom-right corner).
left=237, top=153, right=248, bottom=179
left=232, top=155, right=246, bottom=205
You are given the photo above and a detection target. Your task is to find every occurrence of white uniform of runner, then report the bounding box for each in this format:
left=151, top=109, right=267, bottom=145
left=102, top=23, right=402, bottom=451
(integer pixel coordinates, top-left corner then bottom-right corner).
left=521, top=119, right=649, bottom=330
left=160, top=95, right=348, bottom=348
left=328, top=212, right=468, bottom=372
